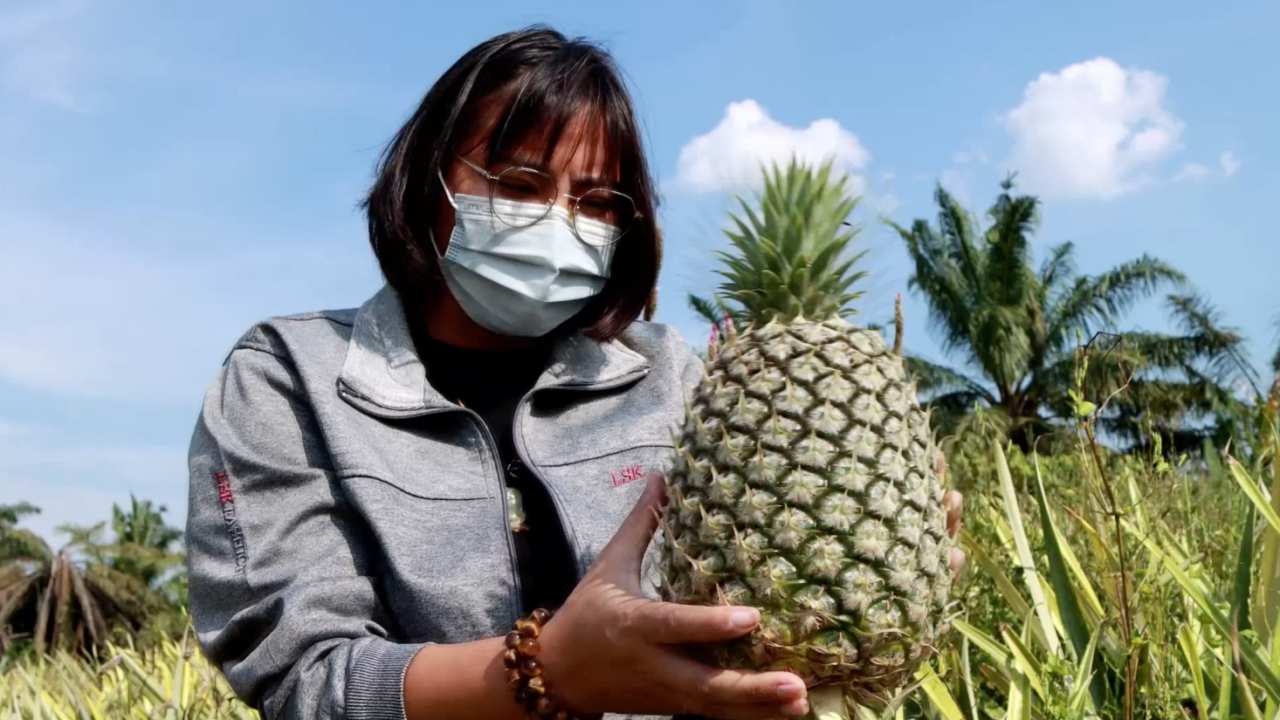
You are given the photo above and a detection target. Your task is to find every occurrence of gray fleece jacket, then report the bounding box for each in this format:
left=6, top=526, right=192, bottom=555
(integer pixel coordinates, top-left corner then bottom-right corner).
left=185, top=283, right=702, bottom=720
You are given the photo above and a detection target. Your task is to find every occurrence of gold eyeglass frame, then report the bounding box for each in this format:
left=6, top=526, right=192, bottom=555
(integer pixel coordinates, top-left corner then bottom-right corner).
left=453, top=153, right=641, bottom=247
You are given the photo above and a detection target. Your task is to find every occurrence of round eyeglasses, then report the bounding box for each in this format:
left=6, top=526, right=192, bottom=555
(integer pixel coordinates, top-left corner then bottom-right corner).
left=454, top=154, right=641, bottom=247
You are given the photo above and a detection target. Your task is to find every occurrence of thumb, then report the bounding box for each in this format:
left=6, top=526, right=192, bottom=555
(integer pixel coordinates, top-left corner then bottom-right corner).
left=596, top=471, right=667, bottom=573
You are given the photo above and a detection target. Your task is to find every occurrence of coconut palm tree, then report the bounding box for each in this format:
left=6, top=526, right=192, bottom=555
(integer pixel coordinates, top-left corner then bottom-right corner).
left=99, top=495, right=184, bottom=605
left=889, top=178, right=1253, bottom=451
left=0, top=503, right=120, bottom=654
left=0, top=498, right=182, bottom=655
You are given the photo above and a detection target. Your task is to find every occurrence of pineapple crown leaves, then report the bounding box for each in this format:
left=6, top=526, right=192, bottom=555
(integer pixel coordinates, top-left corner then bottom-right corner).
left=713, top=157, right=868, bottom=325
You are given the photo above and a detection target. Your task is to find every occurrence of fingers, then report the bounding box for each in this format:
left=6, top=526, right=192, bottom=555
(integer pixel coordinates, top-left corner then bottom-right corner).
left=933, top=449, right=949, bottom=483
left=944, top=490, right=963, bottom=538
left=660, top=654, right=809, bottom=718
left=597, top=472, right=667, bottom=572
left=628, top=600, right=760, bottom=644
left=944, top=491, right=966, bottom=575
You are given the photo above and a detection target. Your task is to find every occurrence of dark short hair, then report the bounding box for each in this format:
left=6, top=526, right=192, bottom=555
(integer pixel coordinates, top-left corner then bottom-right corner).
left=362, top=25, right=661, bottom=341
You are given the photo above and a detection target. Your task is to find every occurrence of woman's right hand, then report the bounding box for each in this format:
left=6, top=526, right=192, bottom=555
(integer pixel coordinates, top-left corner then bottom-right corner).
left=538, top=473, right=810, bottom=719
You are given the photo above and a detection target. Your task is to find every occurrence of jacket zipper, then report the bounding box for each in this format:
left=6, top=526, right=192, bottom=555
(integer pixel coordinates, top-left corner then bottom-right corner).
left=510, top=368, right=652, bottom=578
left=340, top=365, right=651, bottom=613
left=460, top=409, right=526, bottom=620
left=336, top=381, right=525, bottom=620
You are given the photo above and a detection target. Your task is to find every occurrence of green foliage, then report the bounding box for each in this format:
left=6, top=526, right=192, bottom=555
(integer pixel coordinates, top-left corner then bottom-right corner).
left=890, top=178, right=1256, bottom=453
left=906, top=412, right=1276, bottom=719
left=109, top=496, right=184, bottom=589
left=0, top=496, right=186, bottom=657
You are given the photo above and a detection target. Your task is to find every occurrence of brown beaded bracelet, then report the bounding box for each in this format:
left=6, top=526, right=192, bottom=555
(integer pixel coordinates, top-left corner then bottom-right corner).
left=502, top=608, right=599, bottom=720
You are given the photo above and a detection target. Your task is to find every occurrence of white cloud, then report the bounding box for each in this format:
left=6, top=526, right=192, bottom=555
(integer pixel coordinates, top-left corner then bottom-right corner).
left=675, top=99, right=871, bottom=193
left=1003, top=58, right=1184, bottom=199
left=1220, top=150, right=1241, bottom=177
left=1173, top=150, right=1242, bottom=183
left=1174, top=162, right=1211, bottom=182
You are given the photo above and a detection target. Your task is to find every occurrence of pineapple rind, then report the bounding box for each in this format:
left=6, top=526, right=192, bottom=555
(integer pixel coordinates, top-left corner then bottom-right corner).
left=661, top=317, right=952, bottom=707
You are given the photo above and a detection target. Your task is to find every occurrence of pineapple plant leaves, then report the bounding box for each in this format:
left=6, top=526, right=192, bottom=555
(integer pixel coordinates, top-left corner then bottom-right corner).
left=707, top=157, right=867, bottom=325
left=1030, top=451, right=1107, bottom=709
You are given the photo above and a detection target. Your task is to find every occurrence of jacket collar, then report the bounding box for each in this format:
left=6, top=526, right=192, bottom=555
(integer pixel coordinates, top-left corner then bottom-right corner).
left=337, top=284, right=651, bottom=416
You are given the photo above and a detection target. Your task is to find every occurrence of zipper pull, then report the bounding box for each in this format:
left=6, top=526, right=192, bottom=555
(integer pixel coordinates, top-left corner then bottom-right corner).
left=505, top=459, right=523, bottom=481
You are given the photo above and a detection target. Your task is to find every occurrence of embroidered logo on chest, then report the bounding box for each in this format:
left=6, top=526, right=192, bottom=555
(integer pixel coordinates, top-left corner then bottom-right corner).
left=609, top=464, right=646, bottom=487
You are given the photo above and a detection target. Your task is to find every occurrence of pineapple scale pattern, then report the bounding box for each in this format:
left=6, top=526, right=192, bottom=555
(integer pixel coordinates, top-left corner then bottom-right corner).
left=661, top=318, right=952, bottom=704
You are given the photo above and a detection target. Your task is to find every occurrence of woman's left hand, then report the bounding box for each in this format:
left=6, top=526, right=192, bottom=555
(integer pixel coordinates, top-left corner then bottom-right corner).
left=944, top=489, right=966, bottom=575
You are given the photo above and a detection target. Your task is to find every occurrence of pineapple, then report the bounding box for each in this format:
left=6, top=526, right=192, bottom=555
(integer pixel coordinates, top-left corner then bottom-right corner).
left=661, top=160, right=952, bottom=714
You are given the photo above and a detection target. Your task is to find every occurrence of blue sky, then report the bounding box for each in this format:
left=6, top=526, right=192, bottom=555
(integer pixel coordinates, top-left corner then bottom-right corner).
left=3, top=0, right=1277, bottom=542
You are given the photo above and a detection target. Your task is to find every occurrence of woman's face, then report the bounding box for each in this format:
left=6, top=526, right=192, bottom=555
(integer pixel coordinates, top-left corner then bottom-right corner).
left=431, top=103, right=619, bottom=258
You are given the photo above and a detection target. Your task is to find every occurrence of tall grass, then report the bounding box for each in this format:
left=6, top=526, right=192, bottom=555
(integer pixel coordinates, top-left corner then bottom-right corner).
left=0, top=627, right=258, bottom=719
left=910, top=421, right=1278, bottom=720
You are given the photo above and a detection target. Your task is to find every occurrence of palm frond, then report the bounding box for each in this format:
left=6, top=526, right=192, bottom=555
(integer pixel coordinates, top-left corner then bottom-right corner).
left=1165, top=293, right=1260, bottom=395
left=983, top=185, right=1039, bottom=307
left=0, top=503, right=40, bottom=528
left=1038, top=242, right=1077, bottom=298
left=688, top=293, right=727, bottom=326
left=1, top=527, right=52, bottom=564
left=889, top=216, right=975, bottom=357
left=1046, top=256, right=1185, bottom=350
left=0, top=564, right=39, bottom=630
left=904, top=355, right=997, bottom=404
left=935, top=186, right=983, bottom=292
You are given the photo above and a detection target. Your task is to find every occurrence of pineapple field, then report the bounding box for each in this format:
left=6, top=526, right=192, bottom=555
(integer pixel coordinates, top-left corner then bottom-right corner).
left=4, top=161, right=1280, bottom=719
left=0, top=628, right=258, bottom=719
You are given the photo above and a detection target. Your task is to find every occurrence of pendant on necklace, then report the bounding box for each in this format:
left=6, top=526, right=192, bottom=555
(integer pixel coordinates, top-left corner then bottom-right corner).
left=506, top=486, right=529, bottom=533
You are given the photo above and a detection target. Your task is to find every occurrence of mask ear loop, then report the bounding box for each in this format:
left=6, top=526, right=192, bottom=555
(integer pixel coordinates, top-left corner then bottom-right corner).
left=427, top=169, right=461, bottom=265
left=437, top=168, right=461, bottom=211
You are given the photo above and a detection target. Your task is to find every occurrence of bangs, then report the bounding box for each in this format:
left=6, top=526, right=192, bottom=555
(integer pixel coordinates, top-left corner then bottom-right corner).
left=478, top=51, right=636, bottom=186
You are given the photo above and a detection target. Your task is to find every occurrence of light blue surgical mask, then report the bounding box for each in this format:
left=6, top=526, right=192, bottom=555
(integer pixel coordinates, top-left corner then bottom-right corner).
left=431, top=173, right=618, bottom=337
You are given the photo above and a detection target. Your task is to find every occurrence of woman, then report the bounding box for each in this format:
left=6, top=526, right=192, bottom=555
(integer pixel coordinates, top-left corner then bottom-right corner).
left=186, top=26, right=963, bottom=720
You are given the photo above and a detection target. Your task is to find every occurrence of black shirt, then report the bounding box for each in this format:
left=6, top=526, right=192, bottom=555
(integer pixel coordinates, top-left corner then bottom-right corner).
left=415, top=333, right=579, bottom=613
